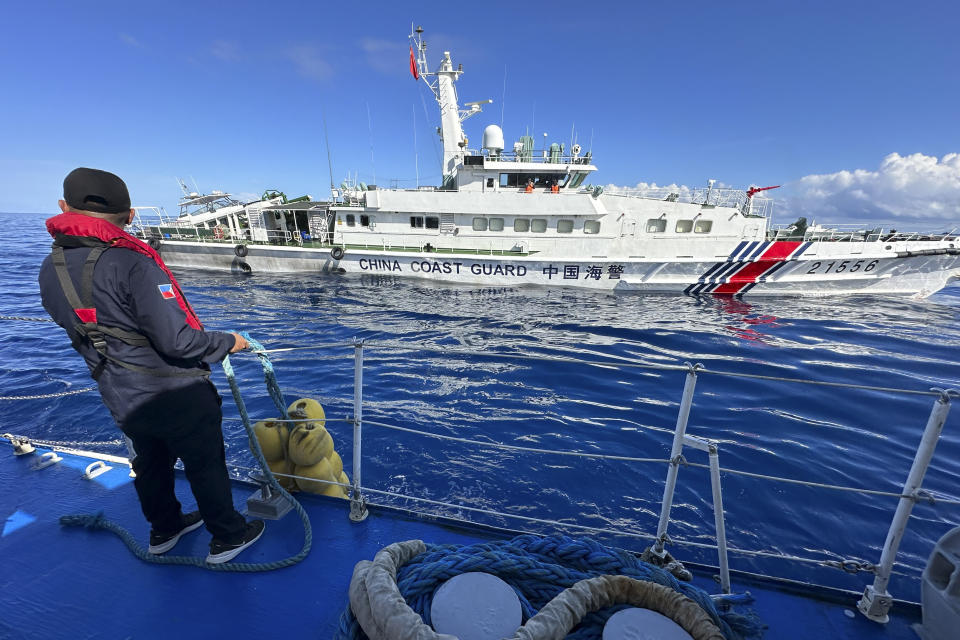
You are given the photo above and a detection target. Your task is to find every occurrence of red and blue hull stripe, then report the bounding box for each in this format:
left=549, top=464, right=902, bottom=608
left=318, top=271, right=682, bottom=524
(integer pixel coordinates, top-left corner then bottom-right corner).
left=684, top=241, right=811, bottom=295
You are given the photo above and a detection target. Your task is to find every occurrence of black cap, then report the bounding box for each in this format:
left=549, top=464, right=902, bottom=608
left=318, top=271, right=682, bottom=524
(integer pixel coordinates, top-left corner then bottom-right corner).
left=63, top=168, right=131, bottom=214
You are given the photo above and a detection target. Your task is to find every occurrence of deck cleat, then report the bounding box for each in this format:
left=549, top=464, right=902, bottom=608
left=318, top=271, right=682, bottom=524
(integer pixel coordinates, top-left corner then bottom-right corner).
left=5, top=434, right=36, bottom=456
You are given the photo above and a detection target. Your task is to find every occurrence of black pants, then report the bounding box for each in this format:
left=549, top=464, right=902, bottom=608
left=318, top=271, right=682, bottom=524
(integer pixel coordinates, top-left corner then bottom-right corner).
left=116, top=380, right=246, bottom=542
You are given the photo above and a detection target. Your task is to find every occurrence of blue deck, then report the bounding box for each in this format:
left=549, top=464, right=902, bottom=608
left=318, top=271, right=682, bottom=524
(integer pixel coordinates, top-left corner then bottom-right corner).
left=1, top=443, right=922, bottom=639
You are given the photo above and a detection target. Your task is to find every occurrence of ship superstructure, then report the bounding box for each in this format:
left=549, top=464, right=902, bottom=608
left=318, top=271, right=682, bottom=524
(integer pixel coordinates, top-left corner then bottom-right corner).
left=131, top=28, right=960, bottom=297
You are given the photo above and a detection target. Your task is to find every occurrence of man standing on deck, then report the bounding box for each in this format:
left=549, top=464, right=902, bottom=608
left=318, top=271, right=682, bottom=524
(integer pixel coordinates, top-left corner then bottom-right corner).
left=38, top=167, right=264, bottom=564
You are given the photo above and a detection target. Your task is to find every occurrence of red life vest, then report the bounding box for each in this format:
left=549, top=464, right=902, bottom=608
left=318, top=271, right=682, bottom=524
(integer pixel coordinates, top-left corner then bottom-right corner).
left=46, top=212, right=203, bottom=329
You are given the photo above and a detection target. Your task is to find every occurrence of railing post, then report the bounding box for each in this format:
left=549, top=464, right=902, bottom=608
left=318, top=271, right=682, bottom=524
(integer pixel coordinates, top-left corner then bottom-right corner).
left=652, top=362, right=703, bottom=555
left=349, top=338, right=368, bottom=522
left=707, top=442, right=730, bottom=594
left=858, top=389, right=955, bottom=622
left=679, top=434, right=730, bottom=594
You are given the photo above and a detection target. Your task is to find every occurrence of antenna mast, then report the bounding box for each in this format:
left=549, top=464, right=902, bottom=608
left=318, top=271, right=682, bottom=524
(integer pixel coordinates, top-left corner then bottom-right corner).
left=409, top=24, right=490, bottom=185
left=322, top=110, right=335, bottom=199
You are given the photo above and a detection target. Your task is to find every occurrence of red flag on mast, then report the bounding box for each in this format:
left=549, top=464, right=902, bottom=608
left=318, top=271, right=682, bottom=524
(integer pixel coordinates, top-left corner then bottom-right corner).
left=409, top=46, right=419, bottom=80
left=746, top=185, right=780, bottom=198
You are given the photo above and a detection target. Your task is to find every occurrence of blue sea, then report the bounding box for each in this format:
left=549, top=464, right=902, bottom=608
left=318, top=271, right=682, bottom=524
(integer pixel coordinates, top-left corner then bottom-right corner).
left=2, top=212, right=959, bottom=601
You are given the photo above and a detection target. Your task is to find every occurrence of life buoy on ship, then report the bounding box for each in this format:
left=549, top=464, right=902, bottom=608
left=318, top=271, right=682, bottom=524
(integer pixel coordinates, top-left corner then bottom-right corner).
left=147, top=238, right=161, bottom=251
left=213, top=226, right=225, bottom=239
left=331, top=246, right=345, bottom=260
left=234, top=244, right=248, bottom=258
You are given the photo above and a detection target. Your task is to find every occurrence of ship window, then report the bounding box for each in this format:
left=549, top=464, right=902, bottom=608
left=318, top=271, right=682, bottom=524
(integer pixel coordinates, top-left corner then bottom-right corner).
left=489, top=218, right=504, bottom=232
left=514, top=218, right=530, bottom=232
left=499, top=173, right=566, bottom=188
left=425, top=216, right=440, bottom=229
left=584, top=220, right=601, bottom=234
left=346, top=214, right=356, bottom=227
left=557, top=220, right=574, bottom=233
left=647, top=218, right=667, bottom=233
left=531, top=218, right=547, bottom=233
left=410, top=216, right=424, bottom=228
left=360, top=215, right=370, bottom=227
left=675, top=219, right=692, bottom=233
left=472, top=217, right=488, bottom=231
left=695, top=220, right=713, bottom=233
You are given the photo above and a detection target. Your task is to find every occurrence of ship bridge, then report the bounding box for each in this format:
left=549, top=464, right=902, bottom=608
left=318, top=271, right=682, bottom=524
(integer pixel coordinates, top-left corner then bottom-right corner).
left=456, top=139, right=598, bottom=193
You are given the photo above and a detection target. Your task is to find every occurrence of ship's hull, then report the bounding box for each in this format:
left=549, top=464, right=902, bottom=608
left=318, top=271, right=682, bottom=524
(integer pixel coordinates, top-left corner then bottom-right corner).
left=156, top=239, right=960, bottom=297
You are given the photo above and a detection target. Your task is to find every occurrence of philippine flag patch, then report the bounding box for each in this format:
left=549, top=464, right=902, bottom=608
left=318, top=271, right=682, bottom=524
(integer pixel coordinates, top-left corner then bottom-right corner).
left=157, top=284, right=176, bottom=300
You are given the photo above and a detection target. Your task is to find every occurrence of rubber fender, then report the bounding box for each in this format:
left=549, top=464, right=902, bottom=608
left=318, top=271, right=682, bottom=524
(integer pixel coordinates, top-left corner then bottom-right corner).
left=287, top=398, right=326, bottom=424
left=288, top=423, right=334, bottom=466
left=293, top=458, right=336, bottom=494
left=147, top=238, right=161, bottom=251
left=252, top=419, right=289, bottom=462
left=331, top=246, right=345, bottom=260
left=235, top=244, right=248, bottom=258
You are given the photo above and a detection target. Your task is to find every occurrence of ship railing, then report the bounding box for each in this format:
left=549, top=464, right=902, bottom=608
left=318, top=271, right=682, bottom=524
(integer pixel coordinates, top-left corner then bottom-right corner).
left=5, top=335, right=957, bottom=622
left=325, top=236, right=529, bottom=256
left=131, top=206, right=178, bottom=229
left=255, top=229, right=294, bottom=244
left=231, top=340, right=955, bottom=623
left=769, top=224, right=959, bottom=243
left=471, top=150, right=596, bottom=166
left=604, top=186, right=772, bottom=215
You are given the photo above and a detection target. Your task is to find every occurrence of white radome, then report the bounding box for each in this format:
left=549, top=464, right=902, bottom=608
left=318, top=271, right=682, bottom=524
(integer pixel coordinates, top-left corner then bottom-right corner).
left=482, top=124, right=504, bottom=152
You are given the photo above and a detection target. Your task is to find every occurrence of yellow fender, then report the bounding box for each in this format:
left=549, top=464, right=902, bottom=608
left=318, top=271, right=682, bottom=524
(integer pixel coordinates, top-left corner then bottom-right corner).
left=294, top=458, right=336, bottom=494
left=287, top=398, right=326, bottom=426
left=267, top=458, right=297, bottom=490
left=252, top=419, right=289, bottom=462
left=288, top=423, right=334, bottom=466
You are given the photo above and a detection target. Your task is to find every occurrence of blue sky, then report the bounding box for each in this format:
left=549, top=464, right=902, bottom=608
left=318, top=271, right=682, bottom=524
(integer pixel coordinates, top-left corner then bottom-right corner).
left=2, top=1, right=958, bottom=225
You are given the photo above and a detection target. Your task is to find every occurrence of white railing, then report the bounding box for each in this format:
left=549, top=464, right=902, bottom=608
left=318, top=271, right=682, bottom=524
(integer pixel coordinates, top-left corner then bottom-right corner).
left=131, top=206, right=178, bottom=229
left=605, top=187, right=774, bottom=217
left=6, top=338, right=957, bottom=622
left=268, top=341, right=953, bottom=623
left=769, top=224, right=959, bottom=243
left=476, top=150, right=596, bottom=166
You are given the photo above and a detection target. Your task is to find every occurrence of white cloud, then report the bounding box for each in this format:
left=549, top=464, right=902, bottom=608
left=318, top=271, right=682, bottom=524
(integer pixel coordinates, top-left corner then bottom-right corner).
left=119, top=33, right=143, bottom=48
left=604, top=153, right=960, bottom=227
left=233, top=192, right=262, bottom=204
left=604, top=181, right=694, bottom=199
left=603, top=181, right=731, bottom=200
left=285, top=45, right=332, bottom=81
left=360, top=37, right=406, bottom=75
left=786, top=153, right=960, bottom=225
left=211, top=40, right=240, bottom=62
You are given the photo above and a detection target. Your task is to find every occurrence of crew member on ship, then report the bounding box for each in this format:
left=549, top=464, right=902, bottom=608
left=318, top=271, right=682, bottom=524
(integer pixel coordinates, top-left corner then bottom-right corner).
left=38, top=168, right=264, bottom=564
left=525, top=179, right=534, bottom=193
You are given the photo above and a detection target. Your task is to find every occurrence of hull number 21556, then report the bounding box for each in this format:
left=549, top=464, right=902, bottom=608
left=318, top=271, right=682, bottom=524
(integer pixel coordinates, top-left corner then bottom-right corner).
left=806, top=259, right=879, bottom=275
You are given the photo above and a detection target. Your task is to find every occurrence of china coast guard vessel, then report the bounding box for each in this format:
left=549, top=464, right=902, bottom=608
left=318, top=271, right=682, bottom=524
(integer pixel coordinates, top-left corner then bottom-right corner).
left=133, top=27, right=960, bottom=297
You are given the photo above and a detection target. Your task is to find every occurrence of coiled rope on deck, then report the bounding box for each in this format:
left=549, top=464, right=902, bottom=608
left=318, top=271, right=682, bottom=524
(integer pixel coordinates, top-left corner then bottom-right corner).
left=59, top=332, right=312, bottom=572
left=335, top=534, right=762, bottom=640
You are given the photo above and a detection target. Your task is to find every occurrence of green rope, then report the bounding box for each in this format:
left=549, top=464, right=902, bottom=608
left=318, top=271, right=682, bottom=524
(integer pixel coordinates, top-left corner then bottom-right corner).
left=60, top=332, right=312, bottom=572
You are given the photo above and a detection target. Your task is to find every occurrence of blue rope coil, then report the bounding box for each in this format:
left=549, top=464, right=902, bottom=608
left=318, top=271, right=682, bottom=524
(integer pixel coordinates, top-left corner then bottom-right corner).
left=334, top=534, right=763, bottom=640
left=60, top=333, right=312, bottom=572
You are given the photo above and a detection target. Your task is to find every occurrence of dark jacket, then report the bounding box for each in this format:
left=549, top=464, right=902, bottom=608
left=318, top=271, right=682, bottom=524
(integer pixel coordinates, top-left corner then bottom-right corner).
left=39, top=244, right=233, bottom=422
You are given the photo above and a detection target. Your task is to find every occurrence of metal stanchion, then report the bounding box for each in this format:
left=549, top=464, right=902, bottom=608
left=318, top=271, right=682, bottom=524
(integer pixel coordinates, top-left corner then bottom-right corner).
left=858, top=389, right=955, bottom=622
left=652, top=363, right=702, bottom=555
left=349, top=338, right=368, bottom=522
